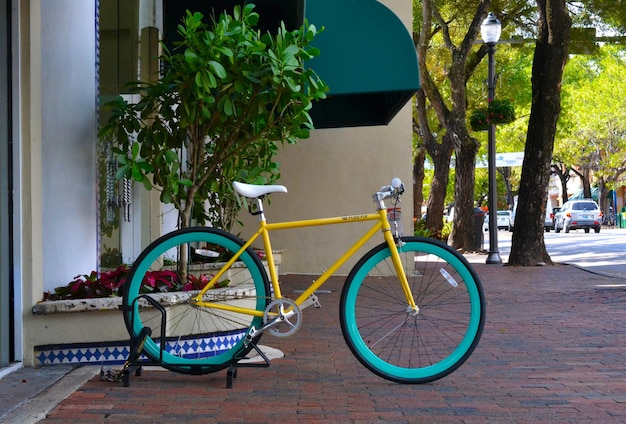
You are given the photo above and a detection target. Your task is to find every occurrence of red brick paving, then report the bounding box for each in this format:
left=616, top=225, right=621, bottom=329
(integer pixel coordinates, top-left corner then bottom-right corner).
left=41, top=263, right=626, bottom=423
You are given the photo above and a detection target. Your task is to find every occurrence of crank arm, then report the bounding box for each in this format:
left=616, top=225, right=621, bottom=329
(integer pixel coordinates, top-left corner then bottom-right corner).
left=244, top=311, right=295, bottom=346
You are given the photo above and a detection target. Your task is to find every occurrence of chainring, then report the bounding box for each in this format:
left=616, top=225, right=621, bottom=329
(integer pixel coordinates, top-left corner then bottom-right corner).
left=263, top=298, right=302, bottom=337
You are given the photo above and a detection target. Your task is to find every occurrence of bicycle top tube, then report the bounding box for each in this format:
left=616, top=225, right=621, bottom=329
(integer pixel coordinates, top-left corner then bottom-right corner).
left=233, top=177, right=406, bottom=222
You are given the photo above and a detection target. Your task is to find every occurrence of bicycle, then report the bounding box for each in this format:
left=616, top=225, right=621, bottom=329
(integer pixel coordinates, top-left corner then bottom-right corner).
left=121, top=178, right=485, bottom=384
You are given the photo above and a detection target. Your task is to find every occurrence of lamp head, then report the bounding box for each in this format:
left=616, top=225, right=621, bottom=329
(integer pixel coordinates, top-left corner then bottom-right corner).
left=481, top=12, right=502, bottom=45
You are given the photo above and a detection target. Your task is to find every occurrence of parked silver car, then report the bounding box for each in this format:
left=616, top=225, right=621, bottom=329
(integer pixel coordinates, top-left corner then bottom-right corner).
left=554, top=199, right=602, bottom=234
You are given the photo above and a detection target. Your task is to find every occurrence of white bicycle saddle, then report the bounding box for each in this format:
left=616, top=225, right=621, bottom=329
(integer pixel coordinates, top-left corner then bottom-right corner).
left=233, top=181, right=288, bottom=198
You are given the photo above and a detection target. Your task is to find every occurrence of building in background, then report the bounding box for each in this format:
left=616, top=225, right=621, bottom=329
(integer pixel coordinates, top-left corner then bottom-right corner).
left=0, top=0, right=417, bottom=369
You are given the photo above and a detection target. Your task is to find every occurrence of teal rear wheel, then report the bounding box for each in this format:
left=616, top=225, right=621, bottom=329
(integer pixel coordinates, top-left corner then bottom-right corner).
left=122, top=227, right=270, bottom=374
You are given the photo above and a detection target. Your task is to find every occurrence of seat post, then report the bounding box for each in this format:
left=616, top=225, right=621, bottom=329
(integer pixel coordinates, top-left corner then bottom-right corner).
left=248, top=197, right=266, bottom=222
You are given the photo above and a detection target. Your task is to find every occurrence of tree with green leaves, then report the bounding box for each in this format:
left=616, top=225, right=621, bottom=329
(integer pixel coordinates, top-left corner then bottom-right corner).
left=99, top=5, right=327, bottom=232
left=508, top=0, right=572, bottom=265
left=414, top=0, right=533, bottom=249
left=556, top=45, right=626, bottom=212
left=414, top=0, right=625, bottom=264
left=414, top=0, right=489, bottom=249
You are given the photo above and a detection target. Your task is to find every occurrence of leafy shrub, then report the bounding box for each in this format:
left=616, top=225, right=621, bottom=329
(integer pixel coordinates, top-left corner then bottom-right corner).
left=413, top=218, right=452, bottom=241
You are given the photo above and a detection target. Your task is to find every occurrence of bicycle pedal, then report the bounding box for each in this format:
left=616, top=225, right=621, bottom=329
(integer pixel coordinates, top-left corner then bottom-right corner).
left=128, top=326, right=152, bottom=363
left=300, top=294, right=321, bottom=310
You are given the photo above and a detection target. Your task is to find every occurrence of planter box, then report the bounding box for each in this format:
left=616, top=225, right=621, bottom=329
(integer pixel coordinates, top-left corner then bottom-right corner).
left=31, top=255, right=280, bottom=366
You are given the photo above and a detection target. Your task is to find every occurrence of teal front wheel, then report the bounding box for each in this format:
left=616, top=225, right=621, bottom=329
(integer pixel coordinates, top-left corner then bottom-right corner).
left=122, top=227, right=270, bottom=375
left=340, top=237, right=485, bottom=383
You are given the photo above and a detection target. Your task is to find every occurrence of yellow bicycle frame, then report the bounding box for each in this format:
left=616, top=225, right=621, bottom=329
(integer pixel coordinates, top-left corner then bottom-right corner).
left=190, top=208, right=418, bottom=316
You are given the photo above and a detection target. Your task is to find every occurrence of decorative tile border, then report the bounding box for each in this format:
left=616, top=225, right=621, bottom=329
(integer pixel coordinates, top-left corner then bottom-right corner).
left=35, top=341, right=131, bottom=366
left=35, top=330, right=246, bottom=366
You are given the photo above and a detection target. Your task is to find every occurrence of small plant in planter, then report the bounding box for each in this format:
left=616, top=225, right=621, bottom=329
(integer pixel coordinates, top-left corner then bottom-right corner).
left=43, top=249, right=272, bottom=301
left=42, top=266, right=227, bottom=301
left=99, top=5, right=327, bottom=232
left=43, top=266, right=130, bottom=301
left=184, top=274, right=230, bottom=291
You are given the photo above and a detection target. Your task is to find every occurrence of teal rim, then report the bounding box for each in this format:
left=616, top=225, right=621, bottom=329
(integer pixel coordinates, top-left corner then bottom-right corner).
left=125, top=230, right=267, bottom=366
left=343, top=240, right=482, bottom=379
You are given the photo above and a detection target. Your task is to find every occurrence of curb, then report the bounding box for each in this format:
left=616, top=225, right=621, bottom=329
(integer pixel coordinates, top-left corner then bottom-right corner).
left=0, top=366, right=99, bottom=424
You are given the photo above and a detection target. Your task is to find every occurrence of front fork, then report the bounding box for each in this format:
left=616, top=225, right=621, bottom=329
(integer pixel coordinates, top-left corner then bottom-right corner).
left=382, top=214, right=419, bottom=315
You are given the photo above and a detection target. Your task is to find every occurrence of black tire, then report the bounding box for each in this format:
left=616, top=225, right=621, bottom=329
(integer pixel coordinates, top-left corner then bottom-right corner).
left=340, top=237, right=485, bottom=384
left=122, top=227, right=270, bottom=374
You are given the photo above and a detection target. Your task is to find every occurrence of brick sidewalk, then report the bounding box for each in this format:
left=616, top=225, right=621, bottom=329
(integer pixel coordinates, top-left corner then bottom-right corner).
left=41, top=263, right=626, bottom=423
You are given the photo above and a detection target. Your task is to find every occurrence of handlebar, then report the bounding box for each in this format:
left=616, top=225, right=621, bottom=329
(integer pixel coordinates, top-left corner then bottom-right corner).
left=373, top=177, right=405, bottom=202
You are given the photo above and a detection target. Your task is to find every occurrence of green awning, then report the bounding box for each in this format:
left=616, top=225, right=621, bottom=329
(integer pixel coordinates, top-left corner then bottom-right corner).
left=569, top=187, right=599, bottom=201
left=305, top=0, right=420, bottom=128
left=163, top=0, right=420, bottom=128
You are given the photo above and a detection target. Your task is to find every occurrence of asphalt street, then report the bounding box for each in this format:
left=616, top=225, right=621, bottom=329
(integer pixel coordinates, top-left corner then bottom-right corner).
left=479, top=226, right=626, bottom=277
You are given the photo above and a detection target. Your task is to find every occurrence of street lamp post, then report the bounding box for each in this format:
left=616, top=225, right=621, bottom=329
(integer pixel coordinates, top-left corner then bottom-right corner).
left=481, top=12, right=502, bottom=265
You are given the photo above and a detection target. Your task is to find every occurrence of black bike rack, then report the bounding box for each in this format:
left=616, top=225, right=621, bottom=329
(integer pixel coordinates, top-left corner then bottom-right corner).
left=225, top=341, right=271, bottom=388
left=119, top=295, right=271, bottom=388
left=118, top=294, right=167, bottom=387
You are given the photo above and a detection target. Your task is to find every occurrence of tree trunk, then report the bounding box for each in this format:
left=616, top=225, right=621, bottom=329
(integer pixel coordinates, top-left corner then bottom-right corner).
left=441, top=8, right=485, bottom=251
left=570, top=166, right=592, bottom=199
left=597, top=177, right=607, bottom=213
left=177, top=199, right=194, bottom=287
left=499, top=167, right=514, bottom=209
left=582, top=168, right=592, bottom=198
left=415, top=89, right=452, bottom=239
left=425, top=142, right=452, bottom=238
left=414, top=0, right=488, bottom=245
left=449, top=130, right=480, bottom=251
left=509, top=0, right=571, bottom=266
left=413, top=146, right=426, bottom=221
left=551, top=163, right=569, bottom=203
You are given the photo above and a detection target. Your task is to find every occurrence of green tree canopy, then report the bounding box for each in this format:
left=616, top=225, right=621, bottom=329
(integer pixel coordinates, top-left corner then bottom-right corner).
left=557, top=45, right=626, bottom=207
